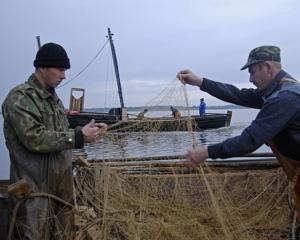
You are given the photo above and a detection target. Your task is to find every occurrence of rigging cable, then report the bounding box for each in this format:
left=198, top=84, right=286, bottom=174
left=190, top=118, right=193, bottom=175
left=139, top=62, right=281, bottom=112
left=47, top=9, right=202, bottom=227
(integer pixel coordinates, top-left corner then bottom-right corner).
left=58, top=39, right=109, bottom=89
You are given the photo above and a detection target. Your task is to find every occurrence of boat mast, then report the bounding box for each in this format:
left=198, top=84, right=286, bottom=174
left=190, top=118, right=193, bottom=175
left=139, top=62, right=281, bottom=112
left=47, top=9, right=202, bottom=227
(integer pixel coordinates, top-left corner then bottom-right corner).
left=107, top=28, right=125, bottom=108
left=36, top=36, right=41, bottom=49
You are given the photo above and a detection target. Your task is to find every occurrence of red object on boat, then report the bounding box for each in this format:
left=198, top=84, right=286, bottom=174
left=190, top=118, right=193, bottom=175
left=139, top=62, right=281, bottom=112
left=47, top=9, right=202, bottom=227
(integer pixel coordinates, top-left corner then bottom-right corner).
left=67, top=110, right=80, bottom=115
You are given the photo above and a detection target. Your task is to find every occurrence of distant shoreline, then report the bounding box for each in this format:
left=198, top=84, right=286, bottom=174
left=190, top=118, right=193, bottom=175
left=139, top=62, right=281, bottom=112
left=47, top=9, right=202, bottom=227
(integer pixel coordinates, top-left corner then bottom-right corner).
left=84, top=104, right=247, bottom=112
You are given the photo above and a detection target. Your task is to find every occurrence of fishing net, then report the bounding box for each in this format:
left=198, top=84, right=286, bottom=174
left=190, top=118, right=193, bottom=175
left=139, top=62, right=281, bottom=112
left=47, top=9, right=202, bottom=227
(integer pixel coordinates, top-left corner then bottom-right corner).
left=68, top=80, right=292, bottom=240
left=72, top=163, right=290, bottom=240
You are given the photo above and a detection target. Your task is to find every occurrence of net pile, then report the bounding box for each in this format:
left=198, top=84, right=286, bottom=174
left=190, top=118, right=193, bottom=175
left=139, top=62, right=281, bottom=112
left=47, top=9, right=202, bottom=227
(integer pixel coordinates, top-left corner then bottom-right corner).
left=68, top=79, right=291, bottom=239
left=73, top=163, right=290, bottom=240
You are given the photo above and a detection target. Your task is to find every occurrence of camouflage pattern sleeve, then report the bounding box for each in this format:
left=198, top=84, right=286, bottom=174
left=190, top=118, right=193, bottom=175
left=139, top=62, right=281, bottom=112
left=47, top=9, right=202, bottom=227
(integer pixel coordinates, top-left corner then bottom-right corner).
left=3, top=87, right=76, bottom=153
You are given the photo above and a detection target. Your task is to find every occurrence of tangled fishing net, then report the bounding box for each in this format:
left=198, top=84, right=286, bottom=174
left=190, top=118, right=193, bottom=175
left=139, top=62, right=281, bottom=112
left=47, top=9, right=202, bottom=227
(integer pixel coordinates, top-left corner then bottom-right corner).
left=73, top=163, right=289, bottom=240
left=69, top=80, right=292, bottom=239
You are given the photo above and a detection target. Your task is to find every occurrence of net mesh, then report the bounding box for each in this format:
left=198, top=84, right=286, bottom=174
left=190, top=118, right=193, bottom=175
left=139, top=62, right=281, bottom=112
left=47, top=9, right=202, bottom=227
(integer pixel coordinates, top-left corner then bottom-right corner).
left=70, top=79, right=291, bottom=239
left=73, top=165, right=290, bottom=240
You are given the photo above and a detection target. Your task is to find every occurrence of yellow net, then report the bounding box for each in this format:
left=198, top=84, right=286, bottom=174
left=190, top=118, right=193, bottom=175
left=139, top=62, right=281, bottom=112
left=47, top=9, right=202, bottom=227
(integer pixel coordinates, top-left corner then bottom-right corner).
left=73, top=164, right=289, bottom=240
left=68, top=79, right=291, bottom=239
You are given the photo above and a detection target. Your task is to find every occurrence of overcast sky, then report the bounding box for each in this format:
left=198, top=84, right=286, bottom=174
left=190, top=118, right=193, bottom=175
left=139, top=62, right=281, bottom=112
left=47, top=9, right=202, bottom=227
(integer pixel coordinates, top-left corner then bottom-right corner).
left=1, top=0, right=300, bottom=108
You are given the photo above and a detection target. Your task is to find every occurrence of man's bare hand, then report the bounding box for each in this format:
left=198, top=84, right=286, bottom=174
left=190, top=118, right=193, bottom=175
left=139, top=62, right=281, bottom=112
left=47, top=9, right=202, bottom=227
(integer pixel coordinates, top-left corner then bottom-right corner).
left=95, top=122, right=108, bottom=134
left=184, top=145, right=209, bottom=168
left=176, top=69, right=203, bottom=87
left=81, top=119, right=101, bottom=143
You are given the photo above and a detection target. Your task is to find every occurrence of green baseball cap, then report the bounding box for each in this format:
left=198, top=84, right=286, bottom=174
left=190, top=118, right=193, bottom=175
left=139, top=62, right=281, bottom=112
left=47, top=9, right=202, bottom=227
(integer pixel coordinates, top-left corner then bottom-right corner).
left=240, top=45, right=281, bottom=70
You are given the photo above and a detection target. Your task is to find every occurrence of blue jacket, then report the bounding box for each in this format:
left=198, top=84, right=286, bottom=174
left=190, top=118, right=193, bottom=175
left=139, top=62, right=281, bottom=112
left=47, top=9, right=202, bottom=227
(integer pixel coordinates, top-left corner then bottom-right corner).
left=199, top=102, right=206, bottom=116
left=201, top=70, right=300, bottom=160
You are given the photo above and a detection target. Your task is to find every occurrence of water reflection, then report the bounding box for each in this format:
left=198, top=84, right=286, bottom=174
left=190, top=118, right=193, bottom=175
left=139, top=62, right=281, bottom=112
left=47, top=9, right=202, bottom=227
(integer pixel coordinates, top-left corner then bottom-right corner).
left=72, top=119, right=269, bottom=162
left=198, top=132, right=207, bottom=144
left=79, top=122, right=248, bottom=160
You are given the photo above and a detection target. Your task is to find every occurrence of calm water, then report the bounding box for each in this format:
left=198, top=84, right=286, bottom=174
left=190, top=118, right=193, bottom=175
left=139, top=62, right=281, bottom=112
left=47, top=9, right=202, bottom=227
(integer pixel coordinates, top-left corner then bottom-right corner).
left=0, top=108, right=269, bottom=179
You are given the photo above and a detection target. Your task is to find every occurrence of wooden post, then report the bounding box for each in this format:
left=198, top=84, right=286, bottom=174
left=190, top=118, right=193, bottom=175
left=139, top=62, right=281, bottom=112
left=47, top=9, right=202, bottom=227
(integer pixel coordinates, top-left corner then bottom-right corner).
left=121, top=108, right=128, bottom=121
left=36, top=36, right=41, bottom=49
left=107, top=28, right=125, bottom=108
left=69, top=88, right=85, bottom=111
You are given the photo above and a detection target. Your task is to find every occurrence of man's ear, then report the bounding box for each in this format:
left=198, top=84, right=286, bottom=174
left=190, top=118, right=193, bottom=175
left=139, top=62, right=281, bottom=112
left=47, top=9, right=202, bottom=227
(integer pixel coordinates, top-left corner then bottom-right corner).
left=263, top=61, right=272, bottom=70
left=37, top=67, right=46, bottom=74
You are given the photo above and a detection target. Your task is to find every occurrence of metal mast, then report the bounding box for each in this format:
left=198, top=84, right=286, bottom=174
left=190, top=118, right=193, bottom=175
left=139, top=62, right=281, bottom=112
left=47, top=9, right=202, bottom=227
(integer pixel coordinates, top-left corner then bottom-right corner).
left=107, top=28, right=125, bottom=108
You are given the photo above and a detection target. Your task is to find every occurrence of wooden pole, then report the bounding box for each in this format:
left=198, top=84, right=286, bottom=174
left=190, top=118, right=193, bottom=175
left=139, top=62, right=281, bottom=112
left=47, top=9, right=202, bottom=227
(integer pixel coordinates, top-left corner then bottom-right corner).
left=88, top=152, right=275, bottom=163
left=36, top=36, right=41, bottom=49
left=107, top=28, right=125, bottom=108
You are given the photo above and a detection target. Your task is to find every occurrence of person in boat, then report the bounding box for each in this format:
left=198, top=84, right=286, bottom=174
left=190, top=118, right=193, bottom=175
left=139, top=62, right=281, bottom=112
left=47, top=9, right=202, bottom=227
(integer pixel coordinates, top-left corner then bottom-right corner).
left=177, top=45, right=300, bottom=218
left=170, top=106, right=181, bottom=118
left=137, top=108, right=148, bottom=120
left=2, top=42, right=107, bottom=239
left=199, top=98, right=206, bottom=116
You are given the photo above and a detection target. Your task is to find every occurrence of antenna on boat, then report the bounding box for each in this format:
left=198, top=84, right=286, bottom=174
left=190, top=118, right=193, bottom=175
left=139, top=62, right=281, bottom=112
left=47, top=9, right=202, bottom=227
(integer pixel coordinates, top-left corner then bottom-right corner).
left=107, top=28, right=125, bottom=108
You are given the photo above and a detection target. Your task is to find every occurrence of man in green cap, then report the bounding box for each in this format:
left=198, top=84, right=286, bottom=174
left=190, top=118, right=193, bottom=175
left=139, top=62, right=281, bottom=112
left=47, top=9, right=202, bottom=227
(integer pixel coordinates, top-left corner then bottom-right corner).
left=177, top=45, right=300, bottom=219
left=2, top=42, right=107, bottom=239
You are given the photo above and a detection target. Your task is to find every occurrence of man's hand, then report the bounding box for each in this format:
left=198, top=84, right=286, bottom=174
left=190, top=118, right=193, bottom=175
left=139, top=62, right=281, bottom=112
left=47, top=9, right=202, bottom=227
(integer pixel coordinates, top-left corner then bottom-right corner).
left=176, top=69, right=203, bottom=87
left=81, top=119, right=101, bottom=143
left=184, top=145, right=209, bottom=168
left=95, top=122, right=108, bottom=134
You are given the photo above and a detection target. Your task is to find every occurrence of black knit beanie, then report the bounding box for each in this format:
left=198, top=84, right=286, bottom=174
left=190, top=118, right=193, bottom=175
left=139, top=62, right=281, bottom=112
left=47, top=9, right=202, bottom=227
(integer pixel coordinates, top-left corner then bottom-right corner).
left=33, top=42, right=70, bottom=69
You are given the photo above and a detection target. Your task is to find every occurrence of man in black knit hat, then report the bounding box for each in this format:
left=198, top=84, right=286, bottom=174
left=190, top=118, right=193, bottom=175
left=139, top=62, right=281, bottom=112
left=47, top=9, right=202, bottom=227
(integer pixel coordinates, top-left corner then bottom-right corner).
left=2, top=42, right=107, bottom=239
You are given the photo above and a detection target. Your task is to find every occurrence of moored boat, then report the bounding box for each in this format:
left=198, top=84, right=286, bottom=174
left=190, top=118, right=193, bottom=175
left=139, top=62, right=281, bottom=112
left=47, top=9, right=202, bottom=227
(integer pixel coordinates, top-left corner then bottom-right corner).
left=67, top=110, right=232, bottom=131
left=66, top=28, right=232, bottom=131
left=107, top=111, right=232, bottom=132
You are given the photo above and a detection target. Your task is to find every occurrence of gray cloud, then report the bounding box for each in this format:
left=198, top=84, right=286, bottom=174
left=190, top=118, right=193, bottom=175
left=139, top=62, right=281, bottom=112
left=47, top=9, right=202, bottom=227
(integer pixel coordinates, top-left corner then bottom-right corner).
left=1, top=0, right=300, bottom=108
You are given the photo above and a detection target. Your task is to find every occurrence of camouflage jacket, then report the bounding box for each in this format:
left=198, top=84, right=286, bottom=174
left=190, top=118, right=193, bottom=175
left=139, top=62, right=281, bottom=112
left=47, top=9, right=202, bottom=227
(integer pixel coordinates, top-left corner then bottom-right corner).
left=2, top=74, right=79, bottom=153
left=2, top=74, right=83, bottom=215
